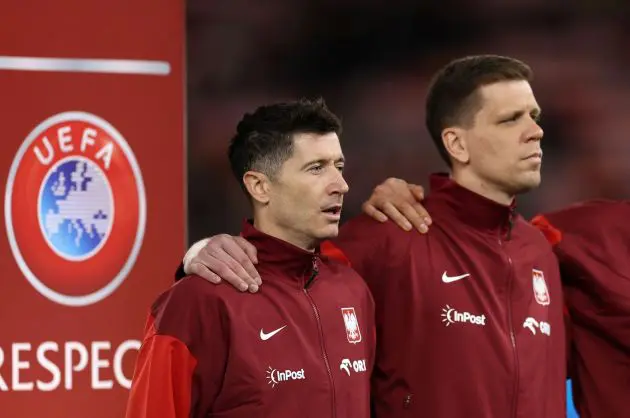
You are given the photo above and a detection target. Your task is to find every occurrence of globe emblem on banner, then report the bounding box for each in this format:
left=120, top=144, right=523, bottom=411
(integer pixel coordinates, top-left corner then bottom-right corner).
left=38, top=158, right=114, bottom=261
left=5, top=112, right=146, bottom=307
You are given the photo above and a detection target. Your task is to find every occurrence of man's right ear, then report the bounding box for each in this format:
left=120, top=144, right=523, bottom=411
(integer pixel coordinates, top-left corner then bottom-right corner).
left=243, top=171, right=271, bottom=204
left=441, top=127, right=470, bottom=165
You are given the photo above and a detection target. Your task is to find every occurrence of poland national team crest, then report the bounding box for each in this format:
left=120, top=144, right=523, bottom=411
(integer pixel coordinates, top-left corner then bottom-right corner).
left=4, top=112, right=146, bottom=307
left=532, top=269, right=550, bottom=306
left=341, top=307, right=362, bottom=344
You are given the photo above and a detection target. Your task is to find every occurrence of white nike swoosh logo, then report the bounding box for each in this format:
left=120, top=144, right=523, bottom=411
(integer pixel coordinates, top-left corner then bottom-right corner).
left=260, top=325, right=287, bottom=341
left=442, top=271, right=471, bottom=283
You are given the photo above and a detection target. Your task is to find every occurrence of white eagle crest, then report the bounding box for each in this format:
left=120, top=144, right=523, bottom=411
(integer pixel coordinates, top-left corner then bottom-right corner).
left=342, top=309, right=361, bottom=343
left=532, top=270, right=550, bottom=306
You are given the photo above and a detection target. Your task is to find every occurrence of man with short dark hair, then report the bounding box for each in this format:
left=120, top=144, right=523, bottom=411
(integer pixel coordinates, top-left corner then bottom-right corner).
left=126, top=98, right=375, bottom=418
left=178, top=55, right=566, bottom=417
left=424, top=55, right=542, bottom=204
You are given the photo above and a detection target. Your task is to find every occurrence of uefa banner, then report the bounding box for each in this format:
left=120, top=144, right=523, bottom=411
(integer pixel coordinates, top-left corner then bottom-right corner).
left=0, top=1, right=184, bottom=417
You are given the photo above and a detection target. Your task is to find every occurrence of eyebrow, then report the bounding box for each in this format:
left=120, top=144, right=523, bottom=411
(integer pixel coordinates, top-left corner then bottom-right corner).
left=301, top=156, right=345, bottom=170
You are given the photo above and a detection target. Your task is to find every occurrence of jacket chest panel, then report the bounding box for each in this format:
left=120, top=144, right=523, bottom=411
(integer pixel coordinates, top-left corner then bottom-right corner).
left=418, top=229, right=560, bottom=331
left=398, top=228, right=565, bottom=385
left=214, top=281, right=372, bottom=412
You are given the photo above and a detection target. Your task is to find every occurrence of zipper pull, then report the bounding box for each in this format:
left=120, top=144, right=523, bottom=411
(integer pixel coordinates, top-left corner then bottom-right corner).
left=304, top=256, right=319, bottom=289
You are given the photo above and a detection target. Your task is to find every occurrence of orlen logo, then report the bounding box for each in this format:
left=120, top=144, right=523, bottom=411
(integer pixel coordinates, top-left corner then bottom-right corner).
left=523, top=317, right=551, bottom=336
left=441, top=305, right=487, bottom=327
left=4, top=112, right=146, bottom=307
left=266, top=366, right=306, bottom=388
left=339, top=358, right=367, bottom=376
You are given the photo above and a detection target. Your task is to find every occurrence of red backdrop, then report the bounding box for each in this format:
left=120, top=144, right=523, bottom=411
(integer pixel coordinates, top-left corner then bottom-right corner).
left=0, top=1, right=184, bottom=416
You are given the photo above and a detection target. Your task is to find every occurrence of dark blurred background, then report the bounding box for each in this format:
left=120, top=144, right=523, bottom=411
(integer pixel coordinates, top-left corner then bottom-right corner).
left=186, top=0, right=630, bottom=244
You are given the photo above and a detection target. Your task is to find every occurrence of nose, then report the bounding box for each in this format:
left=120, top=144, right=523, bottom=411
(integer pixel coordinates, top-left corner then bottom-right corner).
left=528, top=119, right=544, bottom=142
left=330, top=170, right=350, bottom=195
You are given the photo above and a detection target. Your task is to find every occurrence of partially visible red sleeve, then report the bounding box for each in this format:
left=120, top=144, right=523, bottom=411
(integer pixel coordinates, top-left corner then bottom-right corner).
left=126, top=316, right=198, bottom=418
left=321, top=240, right=351, bottom=266
left=530, top=214, right=563, bottom=246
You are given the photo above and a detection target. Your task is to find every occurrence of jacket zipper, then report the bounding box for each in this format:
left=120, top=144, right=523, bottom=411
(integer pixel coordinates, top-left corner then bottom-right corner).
left=305, top=255, right=319, bottom=289
left=303, top=256, right=336, bottom=418
left=500, top=209, right=519, bottom=418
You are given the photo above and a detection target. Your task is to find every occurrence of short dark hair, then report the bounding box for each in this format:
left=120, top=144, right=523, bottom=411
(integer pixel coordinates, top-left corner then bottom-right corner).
left=425, top=55, right=533, bottom=166
left=228, top=97, right=342, bottom=194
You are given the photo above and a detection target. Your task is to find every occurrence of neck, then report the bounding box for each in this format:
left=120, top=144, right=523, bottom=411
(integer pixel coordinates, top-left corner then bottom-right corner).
left=450, top=171, right=514, bottom=206
left=253, top=215, right=317, bottom=253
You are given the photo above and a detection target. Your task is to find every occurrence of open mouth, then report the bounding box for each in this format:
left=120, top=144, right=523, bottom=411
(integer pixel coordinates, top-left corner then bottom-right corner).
left=322, top=205, right=342, bottom=216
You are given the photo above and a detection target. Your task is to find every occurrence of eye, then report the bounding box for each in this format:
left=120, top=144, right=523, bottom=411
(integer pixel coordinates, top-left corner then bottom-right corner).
left=336, top=164, right=345, bottom=173
left=308, top=165, right=323, bottom=173
left=503, top=114, right=519, bottom=123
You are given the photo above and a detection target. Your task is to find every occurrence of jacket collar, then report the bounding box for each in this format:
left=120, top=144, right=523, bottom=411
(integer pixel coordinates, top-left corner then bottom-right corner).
left=429, top=173, right=516, bottom=236
left=240, top=220, right=321, bottom=279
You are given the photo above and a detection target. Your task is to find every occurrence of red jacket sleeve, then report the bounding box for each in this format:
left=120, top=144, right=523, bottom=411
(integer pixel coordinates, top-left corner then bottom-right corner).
left=126, top=277, right=229, bottom=418
left=125, top=315, right=198, bottom=418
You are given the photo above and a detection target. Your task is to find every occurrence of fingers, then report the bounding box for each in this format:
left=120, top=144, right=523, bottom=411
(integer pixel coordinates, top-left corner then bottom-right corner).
left=409, top=184, right=432, bottom=226
left=362, top=200, right=428, bottom=232
left=379, top=201, right=429, bottom=233
left=204, top=246, right=257, bottom=293
left=409, top=184, right=425, bottom=201
left=185, top=234, right=262, bottom=293
left=361, top=201, right=389, bottom=223
left=362, top=179, right=410, bottom=223
left=362, top=178, right=431, bottom=233
left=235, top=236, right=262, bottom=290
left=194, top=255, right=251, bottom=292
left=219, top=237, right=261, bottom=291
left=234, top=236, right=260, bottom=265
left=380, top=202, right=413, bottom=231
left=412, top=202, right=432, bottom=226
left=395, top=201, right=429, bottom=233
left=188, top=262, right=222, bottom=284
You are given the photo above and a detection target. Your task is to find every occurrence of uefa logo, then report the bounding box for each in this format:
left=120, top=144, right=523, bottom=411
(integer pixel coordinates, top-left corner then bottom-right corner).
left=4, top=112, right=146, bottom=307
